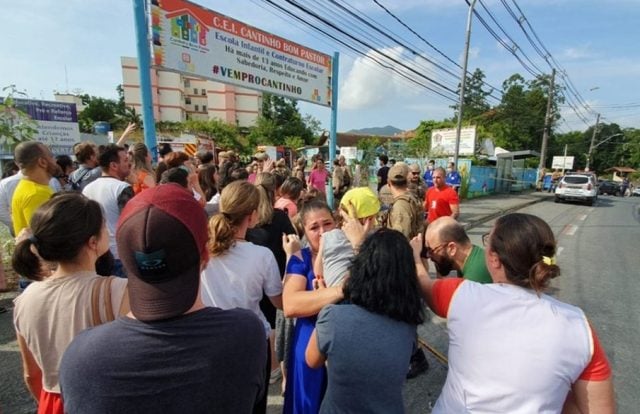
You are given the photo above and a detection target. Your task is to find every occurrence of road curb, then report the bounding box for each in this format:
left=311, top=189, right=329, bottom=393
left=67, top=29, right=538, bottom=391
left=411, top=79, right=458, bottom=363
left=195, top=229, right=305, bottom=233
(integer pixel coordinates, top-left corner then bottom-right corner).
left=462, top=197, right=547, bottom=230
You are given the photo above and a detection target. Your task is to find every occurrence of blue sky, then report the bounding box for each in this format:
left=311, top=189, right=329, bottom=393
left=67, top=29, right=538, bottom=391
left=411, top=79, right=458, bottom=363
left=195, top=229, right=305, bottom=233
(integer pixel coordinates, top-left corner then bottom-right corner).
left=2, top=0, right=639, bottom=135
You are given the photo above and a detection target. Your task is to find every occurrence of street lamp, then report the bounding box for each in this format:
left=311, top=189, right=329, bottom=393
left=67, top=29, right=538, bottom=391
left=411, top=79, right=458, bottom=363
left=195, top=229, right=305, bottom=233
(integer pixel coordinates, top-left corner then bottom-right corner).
left=585, top=133, right=623, bottom=171
left=453, top=0, right=479, bottom=168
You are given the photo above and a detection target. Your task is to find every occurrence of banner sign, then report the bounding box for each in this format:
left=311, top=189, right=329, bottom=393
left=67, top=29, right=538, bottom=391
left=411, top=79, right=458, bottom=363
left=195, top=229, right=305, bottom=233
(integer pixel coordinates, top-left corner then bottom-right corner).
left=11, top=98, right=80, bottom=156
left=149, top=0, right=333, bottom=106
left=551, top=156, right=574, bottom=169
left=430, top=126, right=476, bottom=156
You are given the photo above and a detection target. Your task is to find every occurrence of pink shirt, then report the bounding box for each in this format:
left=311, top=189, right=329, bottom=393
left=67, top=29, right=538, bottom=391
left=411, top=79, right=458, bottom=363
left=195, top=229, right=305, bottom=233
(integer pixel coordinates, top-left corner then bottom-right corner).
left=308, top=169, right=329, bottom=193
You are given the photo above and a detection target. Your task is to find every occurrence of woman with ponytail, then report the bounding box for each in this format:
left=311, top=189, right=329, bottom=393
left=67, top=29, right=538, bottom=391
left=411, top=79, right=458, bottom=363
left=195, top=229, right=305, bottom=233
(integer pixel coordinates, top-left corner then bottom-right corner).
left=200, top=180, right=283, bottom=413
left=246, top=173, right=297, bottom=389
left=12, top=193, right=129, bottom=414
left=413, top=213, right=614, bottom=413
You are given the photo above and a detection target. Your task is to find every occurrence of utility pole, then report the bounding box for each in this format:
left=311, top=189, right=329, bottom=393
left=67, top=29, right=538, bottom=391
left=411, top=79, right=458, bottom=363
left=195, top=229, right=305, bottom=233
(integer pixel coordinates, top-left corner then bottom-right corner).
left=538, top=68, right=555, bottom=172
left=585, top=113, right=600, bottom=171
left=453, top=0, right=478, bottom=168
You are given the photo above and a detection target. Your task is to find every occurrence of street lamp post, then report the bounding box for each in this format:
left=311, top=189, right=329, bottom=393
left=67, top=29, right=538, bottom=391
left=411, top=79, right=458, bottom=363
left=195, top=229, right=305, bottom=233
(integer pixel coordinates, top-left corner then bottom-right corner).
left=586, top=132, right=623, bottom=171
left=453, top=0, right=478, bottom=168
left=585, top=113, right=600, bottom=171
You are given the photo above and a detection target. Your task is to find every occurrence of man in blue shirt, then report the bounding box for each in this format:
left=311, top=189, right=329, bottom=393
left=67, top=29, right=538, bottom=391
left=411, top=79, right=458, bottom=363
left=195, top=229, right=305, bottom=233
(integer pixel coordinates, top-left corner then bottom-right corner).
left=445, top=162, right=461, bottom=193
left=423, top=160, right=435, bottom=188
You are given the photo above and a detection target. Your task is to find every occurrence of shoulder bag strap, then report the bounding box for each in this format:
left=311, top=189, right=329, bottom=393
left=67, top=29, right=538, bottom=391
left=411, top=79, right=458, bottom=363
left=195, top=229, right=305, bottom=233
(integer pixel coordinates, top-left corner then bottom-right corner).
left=91, top=276, right=116, bottom=326
left=91, top=277, right=106, bottom=326
left=118, top=287, right=130, bottom=316
left=103, top=276, right=115, bottom=322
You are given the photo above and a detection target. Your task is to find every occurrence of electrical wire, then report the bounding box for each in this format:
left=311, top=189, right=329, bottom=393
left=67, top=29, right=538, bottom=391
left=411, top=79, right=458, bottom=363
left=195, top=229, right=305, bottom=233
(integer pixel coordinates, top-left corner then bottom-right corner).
left=369, top=0, right=503, bottom=102
left=260, top=0, right=459, bottom=102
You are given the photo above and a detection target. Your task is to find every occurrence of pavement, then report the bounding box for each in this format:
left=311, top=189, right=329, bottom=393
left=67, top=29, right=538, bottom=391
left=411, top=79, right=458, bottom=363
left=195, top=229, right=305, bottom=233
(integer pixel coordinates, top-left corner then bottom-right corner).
left=457, top=189, right=552, bottom=229
left=0, top=190, right=553, bottom=414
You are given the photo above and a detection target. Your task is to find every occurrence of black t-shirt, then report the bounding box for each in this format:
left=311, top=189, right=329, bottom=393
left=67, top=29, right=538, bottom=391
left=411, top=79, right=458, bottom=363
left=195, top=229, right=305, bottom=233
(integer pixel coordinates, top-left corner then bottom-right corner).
left=377, top=165, right=390, bottom=192
left=246, top=209, right=296, bottom=276
left=60, top=307, right=266, bottom=414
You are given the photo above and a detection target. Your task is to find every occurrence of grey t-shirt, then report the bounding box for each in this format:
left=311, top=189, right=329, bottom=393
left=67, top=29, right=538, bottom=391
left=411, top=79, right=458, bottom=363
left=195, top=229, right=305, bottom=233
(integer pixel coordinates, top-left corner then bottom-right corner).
left=321, top=229, right=353, bottom=287
left=60, top=307, right=267, bottom=414
left=316, top=304, right=416, bottom=414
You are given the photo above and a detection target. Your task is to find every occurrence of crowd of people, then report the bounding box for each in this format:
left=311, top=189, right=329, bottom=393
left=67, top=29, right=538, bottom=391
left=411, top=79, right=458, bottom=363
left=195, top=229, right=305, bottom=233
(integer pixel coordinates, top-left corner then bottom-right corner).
left=2, top=139, right=615, bottom=413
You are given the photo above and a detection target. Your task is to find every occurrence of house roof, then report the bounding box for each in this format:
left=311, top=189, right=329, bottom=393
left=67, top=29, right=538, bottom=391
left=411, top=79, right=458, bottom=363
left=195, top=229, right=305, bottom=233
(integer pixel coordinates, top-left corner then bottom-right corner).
left=317, top=132, right=406, bottom=147
left=165, top=9, right=209, bottom=29
left=495, top=149, right=541, bottom=159
left=605, top=166, right=637, bottom=173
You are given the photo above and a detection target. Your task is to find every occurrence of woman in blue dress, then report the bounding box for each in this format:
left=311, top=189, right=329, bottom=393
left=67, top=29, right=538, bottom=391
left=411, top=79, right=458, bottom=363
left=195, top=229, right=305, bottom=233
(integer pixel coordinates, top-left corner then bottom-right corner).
left=282, top=199, right=344, bottom=414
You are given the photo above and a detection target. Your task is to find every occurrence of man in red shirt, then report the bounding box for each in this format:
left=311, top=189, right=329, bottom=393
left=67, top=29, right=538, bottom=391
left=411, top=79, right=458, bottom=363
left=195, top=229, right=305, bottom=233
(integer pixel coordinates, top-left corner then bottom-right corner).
left=425, top=167, right=459, bottom=224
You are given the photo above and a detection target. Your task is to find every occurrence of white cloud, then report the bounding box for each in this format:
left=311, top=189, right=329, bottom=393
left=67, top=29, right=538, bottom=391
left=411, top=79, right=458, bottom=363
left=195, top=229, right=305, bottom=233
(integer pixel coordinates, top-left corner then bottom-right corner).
left=560, top=45, right=596, bottom=60
left=339, top=47, right=447, bottom=110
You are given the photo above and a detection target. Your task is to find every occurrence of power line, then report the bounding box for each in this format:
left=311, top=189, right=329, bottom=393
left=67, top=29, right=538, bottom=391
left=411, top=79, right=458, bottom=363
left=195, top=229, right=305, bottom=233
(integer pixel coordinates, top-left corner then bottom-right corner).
left=307, top=0, right=460, bottom=92
left=369, top=0, right=503, bottom=101
left=260, top=0, right=459, bottom=102
left=277, top=0, right=460, bottom=97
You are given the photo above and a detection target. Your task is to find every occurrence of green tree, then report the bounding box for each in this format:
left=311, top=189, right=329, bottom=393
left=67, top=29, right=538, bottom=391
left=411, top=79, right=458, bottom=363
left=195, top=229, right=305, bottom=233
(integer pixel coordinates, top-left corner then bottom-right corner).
left=451, top=68, right=493, bottom=123
left=183, top=119, right=242, bottom=152
left=356, top=136, right=382, bottom=171
left=585, top=123, right=625, bottom=172
left=0, top=85, right=38, bottom=149
left=488, top=73, right=562, bottom=152
left=77, top=94, right=120, bottom=133
left=284, top=135, right=305, bottom=151
left=621, top=128, right=640, bottom=169
left=253, top=93, right=319, bottom=145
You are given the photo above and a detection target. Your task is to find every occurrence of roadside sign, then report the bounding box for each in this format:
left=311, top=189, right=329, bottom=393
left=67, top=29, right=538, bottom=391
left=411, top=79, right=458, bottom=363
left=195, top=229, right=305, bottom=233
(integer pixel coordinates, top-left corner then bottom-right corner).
left=551, top=156, right=574, bottom=169
left=431, top=127, right=476, bottom=155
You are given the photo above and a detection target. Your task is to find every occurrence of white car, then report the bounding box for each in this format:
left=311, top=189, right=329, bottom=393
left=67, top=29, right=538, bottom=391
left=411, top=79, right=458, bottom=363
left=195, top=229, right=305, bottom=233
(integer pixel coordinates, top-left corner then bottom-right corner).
left=555, top=174, right=598, bottom=206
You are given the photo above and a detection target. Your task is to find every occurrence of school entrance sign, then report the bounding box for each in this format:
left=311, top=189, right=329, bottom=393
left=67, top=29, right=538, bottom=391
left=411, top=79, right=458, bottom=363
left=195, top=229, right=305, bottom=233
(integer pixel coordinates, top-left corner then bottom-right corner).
left=149, top=0, right=333, bottom=106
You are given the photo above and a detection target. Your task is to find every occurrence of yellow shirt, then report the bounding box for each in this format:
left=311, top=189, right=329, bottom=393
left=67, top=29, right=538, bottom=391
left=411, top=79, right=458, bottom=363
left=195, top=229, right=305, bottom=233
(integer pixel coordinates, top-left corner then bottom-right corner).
left=11, top=179, right=53, bottom=235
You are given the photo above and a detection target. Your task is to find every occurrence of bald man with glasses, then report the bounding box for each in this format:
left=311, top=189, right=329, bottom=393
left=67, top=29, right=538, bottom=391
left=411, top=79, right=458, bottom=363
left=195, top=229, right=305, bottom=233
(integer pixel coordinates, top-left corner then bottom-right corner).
left=422, top=216, right=491, bottom=283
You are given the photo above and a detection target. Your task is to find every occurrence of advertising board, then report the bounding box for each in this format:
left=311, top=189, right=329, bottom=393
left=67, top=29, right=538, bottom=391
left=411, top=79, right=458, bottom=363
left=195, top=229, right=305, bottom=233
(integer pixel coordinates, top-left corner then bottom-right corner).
left=430, top=126, right=476, bottom=156
left=149, top=0, right=332, bottom=106
left=10, top=98, right=80, bottom=155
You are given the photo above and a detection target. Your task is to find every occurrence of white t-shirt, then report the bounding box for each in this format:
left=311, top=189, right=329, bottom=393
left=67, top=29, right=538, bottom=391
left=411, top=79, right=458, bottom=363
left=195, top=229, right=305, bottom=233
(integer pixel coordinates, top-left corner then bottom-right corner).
left=83, top=176, right=131, bottom=259
left=200, top=241, right=282, bottom=336
left=433, top=280, right=599, bottom=414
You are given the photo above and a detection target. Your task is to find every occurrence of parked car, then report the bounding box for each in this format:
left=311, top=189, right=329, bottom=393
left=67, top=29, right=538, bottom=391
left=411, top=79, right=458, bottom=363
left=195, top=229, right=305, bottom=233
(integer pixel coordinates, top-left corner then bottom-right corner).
left=632, top=185, right=640, bottom=197
left=598, top=180, right=621, bottom=196
left=555, top=174, right=598, bottom=206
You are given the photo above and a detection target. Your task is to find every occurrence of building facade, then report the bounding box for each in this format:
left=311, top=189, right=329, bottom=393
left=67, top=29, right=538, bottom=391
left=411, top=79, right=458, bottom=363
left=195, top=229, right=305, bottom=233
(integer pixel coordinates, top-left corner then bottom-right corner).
left=120, top=56, right=261, bottom=127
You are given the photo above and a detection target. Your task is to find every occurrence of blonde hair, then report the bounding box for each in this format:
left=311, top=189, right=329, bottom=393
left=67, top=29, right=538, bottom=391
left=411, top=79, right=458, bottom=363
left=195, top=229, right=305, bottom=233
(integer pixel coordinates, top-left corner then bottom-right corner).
left=208, top=181, right=259, bottom=256
left=254, top=172, right=275, bottom=226
left=131, top=142, right=152, bottom=173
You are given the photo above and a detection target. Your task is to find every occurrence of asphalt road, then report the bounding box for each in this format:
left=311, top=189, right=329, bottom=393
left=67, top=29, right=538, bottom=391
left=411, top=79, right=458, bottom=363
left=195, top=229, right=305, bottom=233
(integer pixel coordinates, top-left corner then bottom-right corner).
left=2, top=195, right=639, bottom=413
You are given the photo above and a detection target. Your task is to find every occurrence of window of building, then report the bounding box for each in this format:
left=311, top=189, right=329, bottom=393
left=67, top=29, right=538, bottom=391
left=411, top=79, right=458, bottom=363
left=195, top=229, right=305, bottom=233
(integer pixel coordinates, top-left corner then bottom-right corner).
left=195, top=104, right=199, bottom=112
left=201, top=89, right=206, bottom=96
left=194, top=88, right=198, bottom=95
left=184, top=79, right=190, bottom=87
left=202, top=105, right=207, bottom=112
left=185, top=97, right=191, bottom=105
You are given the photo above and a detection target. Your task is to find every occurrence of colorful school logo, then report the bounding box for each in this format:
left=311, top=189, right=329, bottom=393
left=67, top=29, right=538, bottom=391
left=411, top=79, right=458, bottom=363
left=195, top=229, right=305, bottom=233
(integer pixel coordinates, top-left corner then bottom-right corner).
left=166, top=10, right=208, bottom=47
